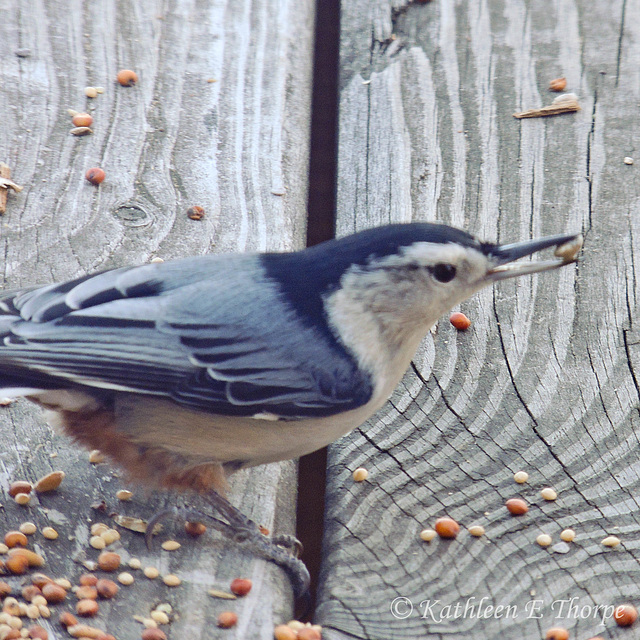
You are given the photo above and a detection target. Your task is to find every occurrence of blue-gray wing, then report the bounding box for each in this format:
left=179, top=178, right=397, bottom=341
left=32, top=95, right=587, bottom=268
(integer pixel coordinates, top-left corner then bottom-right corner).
left=0, top=254, right=372, bottom=419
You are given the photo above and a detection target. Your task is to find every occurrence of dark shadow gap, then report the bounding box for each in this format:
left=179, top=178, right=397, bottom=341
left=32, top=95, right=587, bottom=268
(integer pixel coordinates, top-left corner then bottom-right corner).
left=296, top=0, right=340, bottom=619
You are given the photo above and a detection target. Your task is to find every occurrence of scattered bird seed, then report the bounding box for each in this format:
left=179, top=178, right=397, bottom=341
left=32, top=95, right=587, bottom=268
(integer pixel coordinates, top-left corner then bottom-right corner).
left=41, top=527, right=58, bottom=540
left=449, top=312, right=471, bottom=330
left=4, top=531, right=28, bottom=548
left=614, top=604, right=638, bottom=627
left=468, top=525, right=485, bottom=537
left=150, top=611, right=170, bottom=625
left=536, top=534, right=552, bottom=547
left=352, top=467, right=368, bottom=482
left=15, top=493, right=31, bottom=505
left=70, top=126, right=93, bottom=136
left=88, top=450, right=105, bottom=464
left=116, top=69, right=138, bottom=86
left=90, top=523, right=109, bottom=536
left=141, top=628, right=167, bottom=640
left=162, top=574, right=181, bottom=587
left=116, top=489, right=133, bottom=501
left=217, top=611, right=238, bottom=628
left=186, top=205, right=205, bottom=220
left=19, top=523, right=37, bottom=536
left=160, top=540, right=180, bottom=552
left=506, top=498, right=529, bottom=515
left=554, top=235, right=583, bottom=262
left=100, top=529, right=120, bottom=545
left=85, top=168, right=105, bottom=185
left=624, top=157, right=634, bottom=165
left=97, top=551, right=121, bottom=571
left=230, top=578, right=252, bottom=596
left=274, top=626, right=298, bottom=640
left=72, top=113, right=93, bottom=127
left=144, top=567, right=160, bottom=579
left=89, top=536, right=106, bottom=550
left=420, top=529, right=437, bottom=542
left=84, top=87, right=98, bottom=98
left=601, top=535, right=621, bottom=548
left=541, top=487, right=558, bottom=501
left=434, top=517, right=460, bottom=539
left=117, top=572, right=134, bottom=586
left=34, top=471, right=65, bottom=493
left=560, top=529, right=576, bottom=542
left=128, top=558, right=141, bottom=570
left=513, top=471, right=529, bottom=484
left=513, top=93, right=581, bottom=119
left=9, top=481, right=33, bottom=497
left=548, top=77, right=567, bottom=92
left=208, top=589, right=236, bottom=600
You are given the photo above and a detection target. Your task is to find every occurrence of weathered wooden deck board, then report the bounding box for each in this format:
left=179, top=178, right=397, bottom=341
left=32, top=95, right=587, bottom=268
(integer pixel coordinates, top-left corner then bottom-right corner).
left=317, top=1, right=640, bottom=639
left=0, top=1, right=313, bottom=638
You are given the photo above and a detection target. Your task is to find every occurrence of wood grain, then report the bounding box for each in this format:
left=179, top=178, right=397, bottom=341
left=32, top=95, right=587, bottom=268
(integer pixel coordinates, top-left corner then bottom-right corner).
left=318, top=1, right=640, bottom=639
left=0, top=0, right=313, bottom=638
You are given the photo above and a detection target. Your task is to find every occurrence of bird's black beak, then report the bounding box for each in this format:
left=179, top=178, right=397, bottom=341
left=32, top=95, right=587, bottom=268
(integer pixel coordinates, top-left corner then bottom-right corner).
left=486, top=232, right=583, bottom=281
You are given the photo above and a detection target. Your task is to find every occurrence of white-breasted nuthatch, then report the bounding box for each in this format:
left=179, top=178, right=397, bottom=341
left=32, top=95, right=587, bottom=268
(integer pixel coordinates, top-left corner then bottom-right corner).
left=0, top=223, right=582, bottom=595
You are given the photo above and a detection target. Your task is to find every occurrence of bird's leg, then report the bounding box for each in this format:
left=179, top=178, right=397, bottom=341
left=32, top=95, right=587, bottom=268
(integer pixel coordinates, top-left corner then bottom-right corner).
left=145, top=498, right=310, bottom=597
left=144, top=506, right=236, bottom=547
left=203, top=490, right=310, bottom=597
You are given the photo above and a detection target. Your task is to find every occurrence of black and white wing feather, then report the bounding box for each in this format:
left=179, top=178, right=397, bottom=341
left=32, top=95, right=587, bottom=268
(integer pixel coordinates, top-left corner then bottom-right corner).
left=0, top=254, right=372, bottom=419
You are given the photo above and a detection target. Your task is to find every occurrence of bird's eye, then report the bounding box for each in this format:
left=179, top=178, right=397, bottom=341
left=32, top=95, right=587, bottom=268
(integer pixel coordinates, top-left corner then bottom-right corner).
left=430, top=263, right=457, bottom=283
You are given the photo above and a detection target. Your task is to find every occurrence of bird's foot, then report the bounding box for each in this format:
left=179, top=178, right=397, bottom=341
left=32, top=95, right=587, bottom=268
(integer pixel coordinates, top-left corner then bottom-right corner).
left=144, top=503, right=310, bottom=598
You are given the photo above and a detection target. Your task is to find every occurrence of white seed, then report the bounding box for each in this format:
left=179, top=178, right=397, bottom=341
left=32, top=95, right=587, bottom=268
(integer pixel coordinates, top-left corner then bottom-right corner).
left=142, top=618, right=157, bottom=629
left=31, top=596, right=46, bottom=607
left=89, top=450, right=105, bottom=464
left=150, top=257, right=164, bottom=263
left=8, top=615, right=21, bottom=629
left=624, top=157, right=634, bottom=165
left=513, top=471, right=529, bottom=484
left=128, top=557, right=141, bottom=569
left=352, top=467, right=368, bottom=482
left=19, top=522, right=37, bottom=535
left=151, top=611, right=170, bottom=625
left=162, top=574, right=181, bottom=587
left=84, top=87, right=98, bottom=98
left=26, top=604, right=39, bottom=619
left=14, top=493, right=31, bottom=505
left=156, top=603, right=172, bottom=614
left=90, top=523, right=109, bottom=536
left=536, top=534, right=552, bottom=547
left=95, top=87, right=105, bottom=94
left=117, top=572, right=134, bottom=585
left=420, top=529, right=437, bottom=542
left=37, top=605, right=50, bottom=618
left=100, top=528, right=120, bottom=545
left=89, top=536, right=106, bottom=550
left=67, top=109, right=79, bottom=117
left=54, top=579, right=71, bottom=590
left=560, top=529, right=576, bottom=542
left=70, top=126, right=92, bottom=136
left=601, top=535, right=621, bottom=548
left=468, top=525, right=485, bottom=537
left=42, top=526, right=58, bottom=540
left=161, top=540, right=181, bottom=551
left=116, top=489, right=133, bottom=501
left=0, top=543, right=8, bottom=554
left=541, top=487, right=558, bottom=501
left=143, top=566, right=159, bottom=579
